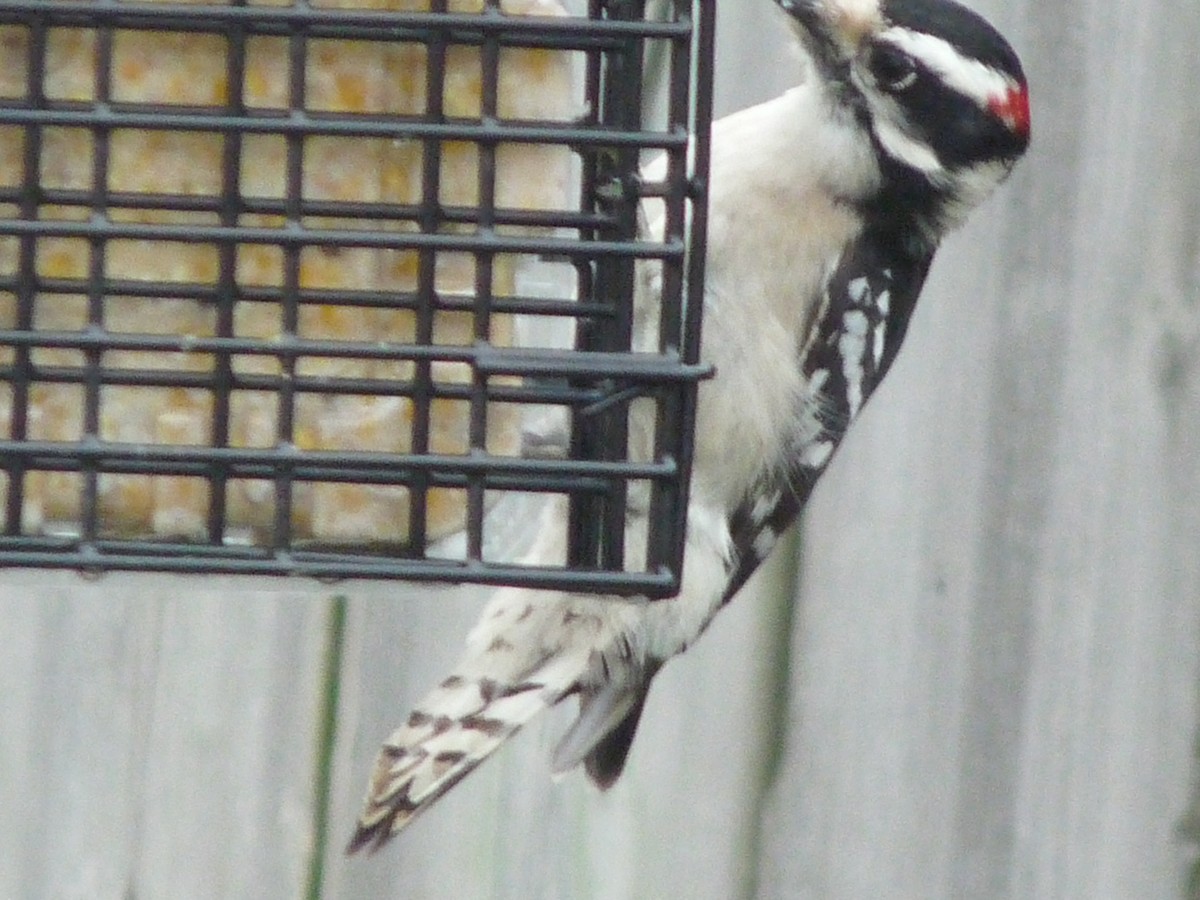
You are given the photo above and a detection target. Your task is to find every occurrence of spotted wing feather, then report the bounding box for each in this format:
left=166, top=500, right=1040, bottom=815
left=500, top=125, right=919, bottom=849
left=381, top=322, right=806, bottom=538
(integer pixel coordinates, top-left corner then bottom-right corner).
left=551, top=232, right=936, bottom=789
left=723, top=230, right=933, bottom=601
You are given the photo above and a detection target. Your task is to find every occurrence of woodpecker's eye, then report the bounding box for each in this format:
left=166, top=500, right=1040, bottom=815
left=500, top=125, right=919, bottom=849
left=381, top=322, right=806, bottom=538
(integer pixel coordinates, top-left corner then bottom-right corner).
left=868, top=44, right=918, bottom=92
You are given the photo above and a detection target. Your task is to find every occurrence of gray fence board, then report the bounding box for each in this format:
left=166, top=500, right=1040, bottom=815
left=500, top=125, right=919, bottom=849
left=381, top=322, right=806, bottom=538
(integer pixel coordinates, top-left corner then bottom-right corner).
left=0, top=575, right=329, bottom=900
left=757, top=1, right=1200, bottom=898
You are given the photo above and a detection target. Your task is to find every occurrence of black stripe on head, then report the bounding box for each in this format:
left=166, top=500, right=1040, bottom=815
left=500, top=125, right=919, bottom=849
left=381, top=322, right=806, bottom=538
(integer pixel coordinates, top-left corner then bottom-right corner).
left=887, top=66, right=1027, bottom=169
left=883, top=0, right=1024, bottom=82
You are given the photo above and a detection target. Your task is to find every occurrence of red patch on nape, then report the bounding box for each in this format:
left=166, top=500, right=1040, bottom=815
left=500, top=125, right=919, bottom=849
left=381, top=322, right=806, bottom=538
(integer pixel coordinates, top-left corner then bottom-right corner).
left=989, top=84, right=1031, bottom=137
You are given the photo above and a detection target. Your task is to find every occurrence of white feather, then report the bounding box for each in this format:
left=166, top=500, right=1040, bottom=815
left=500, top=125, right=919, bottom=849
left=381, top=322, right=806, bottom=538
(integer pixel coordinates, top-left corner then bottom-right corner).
left=882, top=26, right=1019, bottom=110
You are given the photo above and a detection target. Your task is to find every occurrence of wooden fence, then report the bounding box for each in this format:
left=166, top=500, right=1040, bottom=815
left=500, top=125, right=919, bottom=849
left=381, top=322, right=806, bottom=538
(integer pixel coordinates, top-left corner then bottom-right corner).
left=3, top=1, right=1200, bottom=898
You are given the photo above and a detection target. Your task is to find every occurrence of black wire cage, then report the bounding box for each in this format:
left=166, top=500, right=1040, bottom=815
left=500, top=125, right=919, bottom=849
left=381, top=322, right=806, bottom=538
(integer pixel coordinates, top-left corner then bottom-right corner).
left=0, top=0, right=715, bottom=596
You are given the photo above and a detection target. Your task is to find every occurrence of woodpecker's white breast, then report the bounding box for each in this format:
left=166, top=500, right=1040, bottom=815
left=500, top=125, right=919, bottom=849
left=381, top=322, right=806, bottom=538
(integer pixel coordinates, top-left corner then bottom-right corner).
left=685, top=81, right=878, bottom=513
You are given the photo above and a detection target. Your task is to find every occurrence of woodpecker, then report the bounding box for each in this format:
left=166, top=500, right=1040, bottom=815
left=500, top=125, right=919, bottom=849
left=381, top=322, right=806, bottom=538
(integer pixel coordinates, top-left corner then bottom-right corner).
left=349, top=0, right=1030, bottom=853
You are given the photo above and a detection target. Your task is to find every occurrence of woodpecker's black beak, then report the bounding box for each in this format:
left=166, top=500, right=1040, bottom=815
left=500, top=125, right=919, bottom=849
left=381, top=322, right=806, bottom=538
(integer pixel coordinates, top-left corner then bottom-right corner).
left=775, top=0, right=827, bottom=30
left=775, top=0, right=881, bottom=82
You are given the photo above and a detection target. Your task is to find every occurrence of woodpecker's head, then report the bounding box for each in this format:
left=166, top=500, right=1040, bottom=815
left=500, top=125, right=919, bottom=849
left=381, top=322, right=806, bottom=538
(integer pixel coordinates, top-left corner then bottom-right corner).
left=778, top=0, right=1030, bottom=237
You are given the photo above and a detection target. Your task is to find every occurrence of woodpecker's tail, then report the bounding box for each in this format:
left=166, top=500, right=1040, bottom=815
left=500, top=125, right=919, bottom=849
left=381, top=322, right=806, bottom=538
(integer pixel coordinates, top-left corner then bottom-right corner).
left=346, top=592, right=595, bottom=854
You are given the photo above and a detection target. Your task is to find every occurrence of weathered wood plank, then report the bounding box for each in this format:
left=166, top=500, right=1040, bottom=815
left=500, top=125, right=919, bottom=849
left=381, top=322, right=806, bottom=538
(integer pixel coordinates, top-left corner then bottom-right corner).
left=132, top=583, right=329, bottom=899
left=756, top=1, right=1200, bottom=898
left=0, top=573, right=329, bottom=900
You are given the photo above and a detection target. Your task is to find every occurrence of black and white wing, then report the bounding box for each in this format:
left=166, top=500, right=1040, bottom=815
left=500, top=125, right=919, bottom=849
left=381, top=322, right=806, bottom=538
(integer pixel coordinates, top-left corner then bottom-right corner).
left=722, top=231, right=934, bottom=603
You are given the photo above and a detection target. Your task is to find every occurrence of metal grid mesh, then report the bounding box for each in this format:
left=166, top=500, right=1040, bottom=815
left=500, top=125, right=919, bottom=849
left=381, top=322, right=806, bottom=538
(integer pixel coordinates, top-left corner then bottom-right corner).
left=0, top=0, right=713, bottom=596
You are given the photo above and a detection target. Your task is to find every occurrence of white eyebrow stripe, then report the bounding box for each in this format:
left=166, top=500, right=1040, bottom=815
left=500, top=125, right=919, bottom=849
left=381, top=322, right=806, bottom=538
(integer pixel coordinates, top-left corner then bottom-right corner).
left=882, top=27, right=1017, bottom=107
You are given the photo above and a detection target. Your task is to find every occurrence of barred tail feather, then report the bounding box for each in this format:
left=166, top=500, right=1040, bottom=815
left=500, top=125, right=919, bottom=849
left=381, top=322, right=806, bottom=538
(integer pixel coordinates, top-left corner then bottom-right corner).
left=347, top=640, right=587, bottom=854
